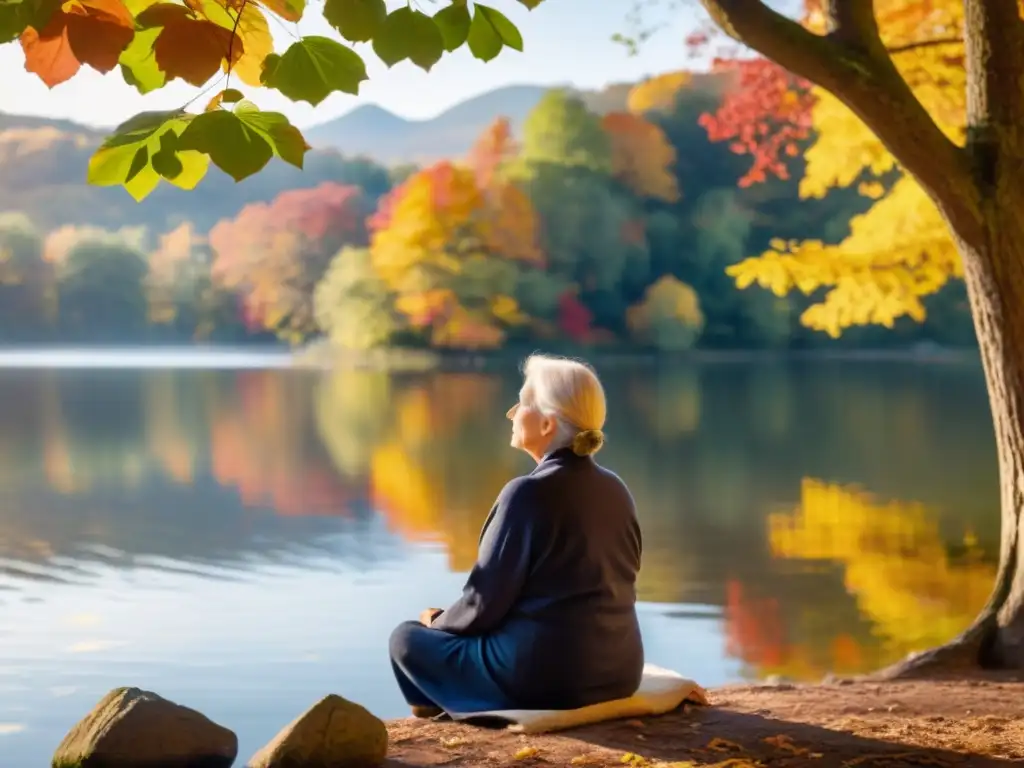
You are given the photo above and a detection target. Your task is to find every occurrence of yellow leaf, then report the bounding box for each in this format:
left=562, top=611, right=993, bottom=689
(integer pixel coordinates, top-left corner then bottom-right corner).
left=229, top=3, right=274, bottom=86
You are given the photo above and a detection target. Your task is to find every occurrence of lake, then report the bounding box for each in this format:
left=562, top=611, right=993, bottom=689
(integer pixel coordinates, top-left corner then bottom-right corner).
left=0, top=353, right=1000, bottom=764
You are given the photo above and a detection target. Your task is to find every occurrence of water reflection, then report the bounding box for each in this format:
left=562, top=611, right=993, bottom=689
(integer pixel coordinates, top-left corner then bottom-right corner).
left=0, top=359, right=1000, bottom=763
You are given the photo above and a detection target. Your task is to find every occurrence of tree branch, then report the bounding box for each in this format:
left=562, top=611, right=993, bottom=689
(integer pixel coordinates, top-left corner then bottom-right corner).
left=886, top=36, right=962, bottom=55
left=963, top=0, right=1024, bottom=151
left=824, top=0, right=882, bottom=51
left=699, top=0, right=983, bottom=242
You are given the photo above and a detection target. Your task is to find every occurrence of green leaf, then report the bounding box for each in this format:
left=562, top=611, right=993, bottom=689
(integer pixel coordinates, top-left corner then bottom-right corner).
left=516, top=0, right=543, bottom=7
left=119, top=27, right=165, bottom=95
left=372, top=6, right=444, bottom=71
left=0, top=0, right=59, bottom=45
left=152, top=131, right=185, bottom=180
left=260, top=36, right=367, bottom=106
left=433, top=3, right=470, bottom=52
left=323, top=0, right=386, bottom=43
left=87, top=111, right=208, bottom=201
left=175, top=104, right=308, bottom=182
left=177, top=110, right=274, bottom=182
left=468, top=4, right=522, bottom=61
left=125, top=146, right=150, bottom=183
left=233, top=101, right=309, bottom=170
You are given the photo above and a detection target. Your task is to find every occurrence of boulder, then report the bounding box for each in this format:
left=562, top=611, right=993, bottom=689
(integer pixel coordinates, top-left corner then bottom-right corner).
left=52, top=687, right=238, bottom=768
left=247, top=694, right=387, bottom=768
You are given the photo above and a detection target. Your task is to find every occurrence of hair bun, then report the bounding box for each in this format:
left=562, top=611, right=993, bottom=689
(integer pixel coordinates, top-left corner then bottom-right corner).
left=572, top=429, right=605, bottom=457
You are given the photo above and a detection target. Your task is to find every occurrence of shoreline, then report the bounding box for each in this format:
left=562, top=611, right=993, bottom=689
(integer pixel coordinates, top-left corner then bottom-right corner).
left=293, top=343, right=982, bottom=372
left=382, top=675, right=1024, bottom=766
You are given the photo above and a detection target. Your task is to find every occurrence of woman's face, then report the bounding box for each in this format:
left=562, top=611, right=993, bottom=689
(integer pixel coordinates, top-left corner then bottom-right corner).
left=507, top=383, right=556, bottom=461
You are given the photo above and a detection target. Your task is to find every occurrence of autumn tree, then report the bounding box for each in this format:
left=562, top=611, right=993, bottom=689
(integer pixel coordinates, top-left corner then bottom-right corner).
left=208, top=182, right=368, bottom=342
left=0, top=213, right=56, bottom=337
left=57, top=238, right=149, bottom=339
left=511, top=90, right=651, bottom=329
left=313, top=246, right=402, bottom=350
left=650, top=0, right=1024, bottom=673
left=368, top=158, right=541, bottom=350
left=626, top=275, right=705, bottom=351
left=601, top=111, right=681, bottom=202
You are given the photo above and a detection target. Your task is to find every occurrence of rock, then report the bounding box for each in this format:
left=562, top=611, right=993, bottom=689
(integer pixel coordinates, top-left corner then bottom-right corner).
left=247, top=694, right=387, bottom=768
left=52, top=687, right=238, bottom=768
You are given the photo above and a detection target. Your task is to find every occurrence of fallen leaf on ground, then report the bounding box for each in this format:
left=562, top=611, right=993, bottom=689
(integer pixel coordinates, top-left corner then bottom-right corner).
left=707, top=737, right=745, bottom=753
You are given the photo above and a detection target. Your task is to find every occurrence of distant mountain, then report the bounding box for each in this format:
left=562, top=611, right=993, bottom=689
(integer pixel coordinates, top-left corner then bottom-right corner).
left=304, top=85, right=548, bottom=163
left=304, top=83, right=630, bottom=163
left=0, top=74, right=731, bottom=232
left=304, top=75, right=729, bottom=164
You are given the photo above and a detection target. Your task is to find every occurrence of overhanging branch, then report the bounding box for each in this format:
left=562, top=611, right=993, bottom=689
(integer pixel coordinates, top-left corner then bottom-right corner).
left=887, top=36, right=962, bottom=55
left=699, top=0, right=983, bottom=240
left=824, top=0, right=882, bottom=50
left=964, top=0, right=1024, bottom=139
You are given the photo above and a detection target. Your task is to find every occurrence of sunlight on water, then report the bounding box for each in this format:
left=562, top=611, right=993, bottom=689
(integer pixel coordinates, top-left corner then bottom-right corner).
left=0, top=347, right=293, bottom=369
left=0, top=358, right=999, bottom=764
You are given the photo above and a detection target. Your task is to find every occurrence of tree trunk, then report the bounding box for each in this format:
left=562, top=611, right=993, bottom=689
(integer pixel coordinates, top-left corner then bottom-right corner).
left=879, top=178, right=1024, bottom=678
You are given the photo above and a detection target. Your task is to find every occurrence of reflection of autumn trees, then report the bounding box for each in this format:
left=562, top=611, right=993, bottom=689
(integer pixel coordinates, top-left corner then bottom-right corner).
left=206, top=372, right=350, bottom=516
left=0, top=369, right=351, bottom=518
left=0, top=371, right=380, bottom=580
left=725, top=479, right=996, bottom=680
left=0, top=360, right=1004, bottom=685
left=315, top=370, right=522, bottom=571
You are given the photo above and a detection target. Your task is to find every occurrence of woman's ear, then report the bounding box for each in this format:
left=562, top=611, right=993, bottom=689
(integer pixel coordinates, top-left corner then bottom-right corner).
left=540, top=415, right=557, bottom=437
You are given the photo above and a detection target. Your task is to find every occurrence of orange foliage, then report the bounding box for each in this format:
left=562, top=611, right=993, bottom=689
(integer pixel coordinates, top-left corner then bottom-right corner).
left=207, top=372, right=352, bottom=516
left=208, top=182, right=367, bottom=340
left=21, top=0, right=135, bottom=87
left=467, top=117, right=517, bottom=191
left=601, top=112, right=680, bottom=202
left=724, top=578, right=786, bottom=668
left=146, top=222, right=206, bottom=325
left=369, top=157, right=541, bottom=349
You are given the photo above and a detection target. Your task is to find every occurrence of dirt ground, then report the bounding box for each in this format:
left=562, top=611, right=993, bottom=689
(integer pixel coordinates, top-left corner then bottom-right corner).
left=384, top=675, right=1024, bottom=767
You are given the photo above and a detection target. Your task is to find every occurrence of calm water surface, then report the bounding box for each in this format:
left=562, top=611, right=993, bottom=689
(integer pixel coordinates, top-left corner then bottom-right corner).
left=0, top=355, right=1000, bottom=764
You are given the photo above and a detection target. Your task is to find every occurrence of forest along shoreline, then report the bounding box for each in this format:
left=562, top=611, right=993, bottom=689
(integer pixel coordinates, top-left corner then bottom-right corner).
left=384, top=675, right=1024, bottom=767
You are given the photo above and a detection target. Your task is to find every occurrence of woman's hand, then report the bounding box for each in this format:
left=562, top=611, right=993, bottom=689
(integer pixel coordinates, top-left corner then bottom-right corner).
left=419, top=608, right=443, bottom=627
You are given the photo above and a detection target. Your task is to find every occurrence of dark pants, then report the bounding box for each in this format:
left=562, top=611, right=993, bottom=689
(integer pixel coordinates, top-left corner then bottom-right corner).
left=389, top=621, right=517, bottom=714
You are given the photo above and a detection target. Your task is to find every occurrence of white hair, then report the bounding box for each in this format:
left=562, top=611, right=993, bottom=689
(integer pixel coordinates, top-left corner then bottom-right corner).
left=521, top=354, right=607, bottom=455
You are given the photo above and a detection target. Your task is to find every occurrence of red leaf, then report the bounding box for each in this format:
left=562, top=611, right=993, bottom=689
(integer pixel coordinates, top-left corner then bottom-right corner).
left=138, top=3, right=242, bottom=87
left=699, top=57, right=815, bottom=186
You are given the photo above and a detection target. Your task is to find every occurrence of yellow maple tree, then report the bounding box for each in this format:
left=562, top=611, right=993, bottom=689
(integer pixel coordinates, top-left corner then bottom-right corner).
left=724, top=0, right=968, bottom=335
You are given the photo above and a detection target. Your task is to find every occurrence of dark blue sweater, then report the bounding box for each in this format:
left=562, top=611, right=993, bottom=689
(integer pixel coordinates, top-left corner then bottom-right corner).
left=431, top=446, right=644, bottom=709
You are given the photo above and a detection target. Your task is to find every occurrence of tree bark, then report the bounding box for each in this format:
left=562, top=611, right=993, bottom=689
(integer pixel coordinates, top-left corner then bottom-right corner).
left=877, top=198, right=1024, bottom=678
left=880, top=0, right=1024, bottom=676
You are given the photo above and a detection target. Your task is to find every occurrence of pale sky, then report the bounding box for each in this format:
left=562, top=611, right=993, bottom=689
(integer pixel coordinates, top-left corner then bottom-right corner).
left=0, top=0, right=704, bottom=129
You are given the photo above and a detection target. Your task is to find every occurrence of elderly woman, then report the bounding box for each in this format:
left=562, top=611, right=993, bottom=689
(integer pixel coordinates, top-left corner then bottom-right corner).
left=389, top=354, right=644, bottom=717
